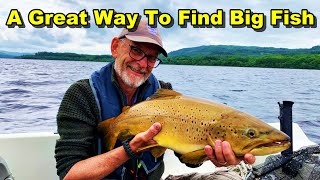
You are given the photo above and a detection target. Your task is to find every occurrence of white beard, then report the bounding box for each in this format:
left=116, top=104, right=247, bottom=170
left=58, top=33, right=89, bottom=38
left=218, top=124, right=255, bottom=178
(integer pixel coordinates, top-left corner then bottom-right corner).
left=114, top=61, right=147, bottom=88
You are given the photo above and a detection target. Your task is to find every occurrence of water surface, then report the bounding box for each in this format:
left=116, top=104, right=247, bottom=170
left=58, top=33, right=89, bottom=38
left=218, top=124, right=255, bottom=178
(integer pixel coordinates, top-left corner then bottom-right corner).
left=1, top=59, right=319, bottom=144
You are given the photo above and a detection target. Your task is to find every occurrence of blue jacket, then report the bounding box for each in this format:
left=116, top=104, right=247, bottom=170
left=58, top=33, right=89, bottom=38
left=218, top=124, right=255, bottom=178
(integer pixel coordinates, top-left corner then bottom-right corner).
left=89, top=61, right=163, bottom=179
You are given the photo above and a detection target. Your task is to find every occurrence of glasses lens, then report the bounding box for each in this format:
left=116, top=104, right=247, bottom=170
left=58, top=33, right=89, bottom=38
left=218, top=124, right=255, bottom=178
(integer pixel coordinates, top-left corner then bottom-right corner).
left=153, top=59, right=161, bottom=68
left=129, top=47, right=145, bottom=60
left=127, top=44, right=162, bottom=68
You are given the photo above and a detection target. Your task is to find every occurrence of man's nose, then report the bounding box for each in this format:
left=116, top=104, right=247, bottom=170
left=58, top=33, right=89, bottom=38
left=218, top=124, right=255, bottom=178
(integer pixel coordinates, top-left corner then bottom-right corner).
left=136, top=56, right=148, bottom=68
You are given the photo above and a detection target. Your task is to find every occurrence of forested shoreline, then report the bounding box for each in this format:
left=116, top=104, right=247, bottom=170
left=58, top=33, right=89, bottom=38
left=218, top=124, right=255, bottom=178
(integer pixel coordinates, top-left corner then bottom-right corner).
left=162, top=54, right=320, bottom=69
left=15, top=45, right=320, bottom=70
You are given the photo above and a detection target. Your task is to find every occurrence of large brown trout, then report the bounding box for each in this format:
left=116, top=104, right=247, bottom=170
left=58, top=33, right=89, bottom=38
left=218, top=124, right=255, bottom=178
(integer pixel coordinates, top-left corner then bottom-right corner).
left=98, top=89, right=290, bottom=165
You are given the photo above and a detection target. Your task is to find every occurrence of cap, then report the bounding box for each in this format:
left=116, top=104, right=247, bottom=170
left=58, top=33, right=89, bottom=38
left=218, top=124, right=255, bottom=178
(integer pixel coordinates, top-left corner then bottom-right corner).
left=118, top=20, right=168, bottom=57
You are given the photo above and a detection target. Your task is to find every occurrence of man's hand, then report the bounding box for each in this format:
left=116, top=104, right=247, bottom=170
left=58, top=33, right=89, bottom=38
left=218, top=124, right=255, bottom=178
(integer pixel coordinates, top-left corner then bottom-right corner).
left=128, top=122, right=161, bottom=153
left=204, top=140, right=255, bottom=167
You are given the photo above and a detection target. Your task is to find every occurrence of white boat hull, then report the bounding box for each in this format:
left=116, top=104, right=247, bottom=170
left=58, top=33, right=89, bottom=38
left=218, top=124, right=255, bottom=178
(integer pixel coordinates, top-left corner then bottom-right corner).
left=0, top=123, right=315, bottom=180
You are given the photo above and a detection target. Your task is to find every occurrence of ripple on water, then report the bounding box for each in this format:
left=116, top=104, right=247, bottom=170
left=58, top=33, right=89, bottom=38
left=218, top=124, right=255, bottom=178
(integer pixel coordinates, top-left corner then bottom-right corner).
left=0, top=88, right=31, bottom=95
left=1, top=59, right=320, bottom=144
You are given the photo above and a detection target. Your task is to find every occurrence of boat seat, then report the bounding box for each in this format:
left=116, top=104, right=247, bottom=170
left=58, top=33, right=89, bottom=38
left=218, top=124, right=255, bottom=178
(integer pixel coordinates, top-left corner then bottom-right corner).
left=0, top=156, right=14, bottom=180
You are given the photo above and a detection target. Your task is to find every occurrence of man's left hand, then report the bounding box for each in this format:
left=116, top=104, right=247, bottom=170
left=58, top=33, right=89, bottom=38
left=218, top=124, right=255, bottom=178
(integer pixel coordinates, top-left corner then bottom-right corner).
left=204, top=140, right=255, bottom=167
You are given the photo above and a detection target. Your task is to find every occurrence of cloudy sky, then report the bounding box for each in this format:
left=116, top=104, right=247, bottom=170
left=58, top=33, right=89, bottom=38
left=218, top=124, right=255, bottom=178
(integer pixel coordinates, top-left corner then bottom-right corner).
left=0, top=0, right=319, bottom=55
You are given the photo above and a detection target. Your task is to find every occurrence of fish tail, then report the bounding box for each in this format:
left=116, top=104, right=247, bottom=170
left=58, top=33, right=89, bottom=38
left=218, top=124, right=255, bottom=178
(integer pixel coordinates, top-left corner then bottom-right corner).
left=97, top=117, right=119, bottom=151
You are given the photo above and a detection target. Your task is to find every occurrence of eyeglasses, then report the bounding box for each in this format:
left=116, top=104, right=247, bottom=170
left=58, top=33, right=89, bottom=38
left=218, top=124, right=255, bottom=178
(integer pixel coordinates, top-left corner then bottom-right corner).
left=119, top=39, right=162, bottom=68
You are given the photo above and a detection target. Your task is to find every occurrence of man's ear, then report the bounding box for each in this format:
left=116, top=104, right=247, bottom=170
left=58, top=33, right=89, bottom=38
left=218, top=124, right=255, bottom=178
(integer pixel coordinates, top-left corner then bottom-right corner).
left=111, top=37, right=120, bottom=58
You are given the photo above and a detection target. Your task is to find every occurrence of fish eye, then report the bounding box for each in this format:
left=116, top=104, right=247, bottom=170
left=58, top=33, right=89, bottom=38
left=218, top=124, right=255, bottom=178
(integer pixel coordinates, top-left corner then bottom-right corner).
left=246, top=129, right=257, bottom=138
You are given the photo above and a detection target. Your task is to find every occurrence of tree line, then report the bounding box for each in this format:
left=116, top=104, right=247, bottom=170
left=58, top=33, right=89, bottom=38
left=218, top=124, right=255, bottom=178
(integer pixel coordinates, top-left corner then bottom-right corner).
left=18, top=52, right=113, bottom=62
left=17, top=51, right=320, bottom=70
left=161, top=54, right=320, bottom=69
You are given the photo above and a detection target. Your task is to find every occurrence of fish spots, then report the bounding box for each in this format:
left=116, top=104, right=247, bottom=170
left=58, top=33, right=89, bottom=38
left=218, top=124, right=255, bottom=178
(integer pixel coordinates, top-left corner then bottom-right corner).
left=191, top=120, right=198, bottom=125
left=221, top=131, right=226, bottom=139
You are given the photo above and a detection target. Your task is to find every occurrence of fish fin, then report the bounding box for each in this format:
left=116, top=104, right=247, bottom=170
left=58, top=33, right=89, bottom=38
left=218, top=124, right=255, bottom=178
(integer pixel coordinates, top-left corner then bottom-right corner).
left=148, top=89, right=182, bottom=100
left=179, top=149, right=207, bottom=165
left=97, top=117, right=119, bottom=151
left=136, top=143, right=160, bottom=153
left=150, top=147, right=167, bottom=158
left=122, top=106, right=130, bottom=112
left=118, top=130, right=134, bottom=142
left=206, top=133, right=216, bottom=149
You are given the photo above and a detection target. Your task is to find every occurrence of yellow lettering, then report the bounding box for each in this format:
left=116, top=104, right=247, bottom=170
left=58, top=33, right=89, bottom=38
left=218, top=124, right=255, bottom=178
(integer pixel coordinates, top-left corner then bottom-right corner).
left=53, top=13, right=65, bottom=26
left=28, top=9, right=44, bottom=26
left=93, top=9, right=114, bottom=26
left=251, top=13, right=264, bottom=30
left=158, top=13, right=172, bottom=26
left=210, top=10, right=223, bottom=26
left=302, top=9, right=315, bottom=26
left=6, top=9, right=24, bottom=27
left=271, top=9, right=283, bottom=26
left=290, top=13, right=301, bottom=26
left=125, top=13, right=139, bottom=29
left=66, top=13, right=79, bottom=25
left=230, top=10, right=244, bottom=25
left=271, top=9, right=315, bottom=27
left=78, top=10, right=88, bottom=26
left=178, top=9, right=191, bottom=26
left=144, top=9, right=159, bottom=25
left=114, top=14, right=126, bottom=26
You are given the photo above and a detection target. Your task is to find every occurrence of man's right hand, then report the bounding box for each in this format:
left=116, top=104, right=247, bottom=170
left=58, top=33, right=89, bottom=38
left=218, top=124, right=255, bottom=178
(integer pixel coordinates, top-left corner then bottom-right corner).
left=204, top=140, right=256, bottom=167
left=63, top=123, right=162, bottom=180
left=128, top=122, right=162, bottom=153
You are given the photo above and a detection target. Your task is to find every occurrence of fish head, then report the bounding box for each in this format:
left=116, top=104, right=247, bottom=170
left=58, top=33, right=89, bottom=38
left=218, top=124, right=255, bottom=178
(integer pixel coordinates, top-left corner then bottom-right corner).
left=212, top=111, right=291, bottom=156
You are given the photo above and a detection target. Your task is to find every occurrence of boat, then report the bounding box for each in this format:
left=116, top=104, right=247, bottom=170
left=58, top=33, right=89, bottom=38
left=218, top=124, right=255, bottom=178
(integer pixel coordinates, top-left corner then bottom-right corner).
left=0, top=102, right=316, bottom=179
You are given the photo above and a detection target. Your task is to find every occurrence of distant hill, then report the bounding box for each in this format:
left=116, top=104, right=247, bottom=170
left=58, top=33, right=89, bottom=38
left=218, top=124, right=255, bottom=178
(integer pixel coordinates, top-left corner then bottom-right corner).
left=0, top=51, right=34, bottom=58
left=162, top=45, right=320, bottom=70
left=168, top=45, right=320, bottom=57
left=17, top=52, right=113, bottom=62
left=5, top=45, right=320, bottom=69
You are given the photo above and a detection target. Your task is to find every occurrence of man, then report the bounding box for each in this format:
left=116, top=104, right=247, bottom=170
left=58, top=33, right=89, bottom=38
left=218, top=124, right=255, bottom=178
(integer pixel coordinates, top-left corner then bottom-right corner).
left=55, top=20, right=255, bottom=180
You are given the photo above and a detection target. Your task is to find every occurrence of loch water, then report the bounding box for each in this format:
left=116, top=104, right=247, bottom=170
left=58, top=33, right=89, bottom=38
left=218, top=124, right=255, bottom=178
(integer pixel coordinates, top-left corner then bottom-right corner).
left=1, top=59, right=319, bottom=144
